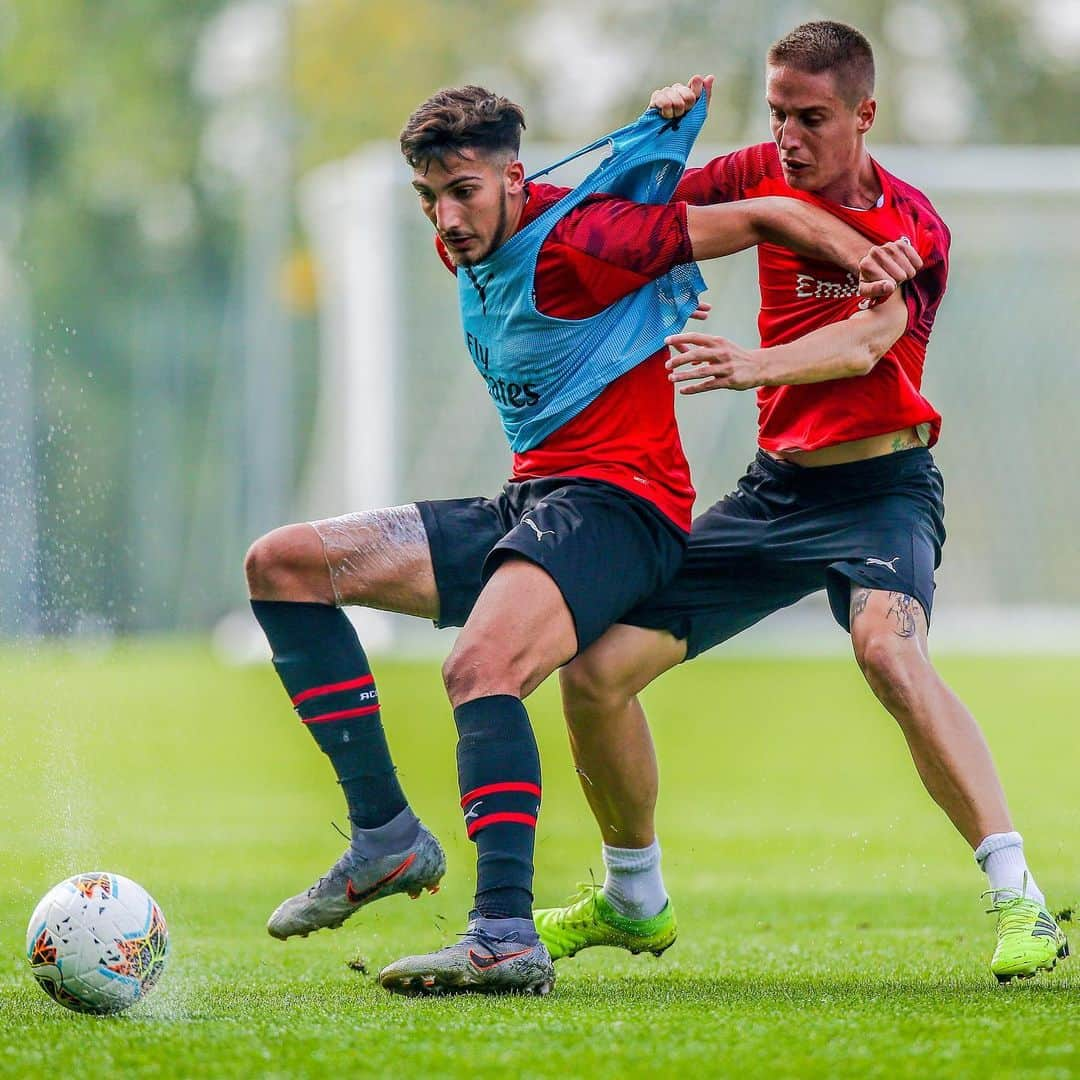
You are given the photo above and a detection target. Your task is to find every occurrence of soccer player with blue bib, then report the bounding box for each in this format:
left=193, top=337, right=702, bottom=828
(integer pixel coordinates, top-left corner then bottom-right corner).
left=536, top=22, right=1068, bottom=984
left=245, top=83, right=908, bottom=995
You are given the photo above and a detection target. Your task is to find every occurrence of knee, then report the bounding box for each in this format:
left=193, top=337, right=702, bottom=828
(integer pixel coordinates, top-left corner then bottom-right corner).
left=442, top=640, right=524, bottom=707
left=854, top=630, right=926, bottom=710
left=244, top=524, right=330, bottom=602
left=560, top=655, right=629, bottom=726
left=440, top=648, right=471, bottom=704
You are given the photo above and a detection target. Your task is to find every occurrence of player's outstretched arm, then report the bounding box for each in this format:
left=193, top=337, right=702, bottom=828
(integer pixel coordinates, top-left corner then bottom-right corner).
left=666, top=289, right=910, bottom=393
left=686, top=199, right=919, bottom=298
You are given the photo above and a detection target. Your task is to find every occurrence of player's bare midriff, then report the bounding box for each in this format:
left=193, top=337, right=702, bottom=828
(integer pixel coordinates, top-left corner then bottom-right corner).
left=767, top=426, right=924, bottom=467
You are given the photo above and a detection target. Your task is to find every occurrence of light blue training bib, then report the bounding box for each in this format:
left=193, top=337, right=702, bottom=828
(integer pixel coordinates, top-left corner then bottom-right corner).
left=456, top=95, right=708, bottom=453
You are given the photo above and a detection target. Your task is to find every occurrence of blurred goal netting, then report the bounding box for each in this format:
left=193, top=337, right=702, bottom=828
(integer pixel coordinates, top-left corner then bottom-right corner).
left=297, top=142, right=1080, bottom=654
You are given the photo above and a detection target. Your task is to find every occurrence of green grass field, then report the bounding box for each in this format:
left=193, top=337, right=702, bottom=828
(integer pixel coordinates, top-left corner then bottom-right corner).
left=1, top=642, right=1077, bottom=1078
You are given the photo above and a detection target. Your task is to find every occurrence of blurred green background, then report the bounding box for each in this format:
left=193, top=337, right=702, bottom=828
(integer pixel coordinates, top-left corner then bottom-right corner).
left=1, top=0, right=1078, bottom=638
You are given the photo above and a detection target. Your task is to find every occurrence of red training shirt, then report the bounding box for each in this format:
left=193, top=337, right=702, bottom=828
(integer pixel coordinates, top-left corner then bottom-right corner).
left=676, top=142, right=950, bottom=452
left=437, top=182, right=697, bottom=530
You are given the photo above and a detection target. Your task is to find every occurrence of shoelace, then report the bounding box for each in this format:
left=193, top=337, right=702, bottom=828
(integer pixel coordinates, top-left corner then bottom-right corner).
left=456, top=925, right=527, bottom=957
left=980, top=873, right=1071, bottom=929
left=557, top=881, right=603, bottom=927
left=307, top=823, right=362, bottom=896
left=989, top=897, right=1039, bottom=937
left=980, top=870, right=1032, bottom=915
left=981, top=887, right=1026, bottom=914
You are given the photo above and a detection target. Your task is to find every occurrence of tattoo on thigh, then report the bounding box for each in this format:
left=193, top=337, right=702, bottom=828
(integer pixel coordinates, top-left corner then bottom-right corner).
left=850, top=586, right=871, bottom=622
left=886, top=592, right=919, bottom=638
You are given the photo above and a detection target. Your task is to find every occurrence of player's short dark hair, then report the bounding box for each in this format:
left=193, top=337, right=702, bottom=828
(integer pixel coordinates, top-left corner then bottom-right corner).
left=400, top=86, right=526, bottom=170
left=767, top=20, right=875, bottom=107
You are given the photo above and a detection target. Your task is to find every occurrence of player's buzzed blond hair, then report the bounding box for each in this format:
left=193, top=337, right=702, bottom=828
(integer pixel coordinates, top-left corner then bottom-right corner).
left=768, top=20, right=875, bottom=107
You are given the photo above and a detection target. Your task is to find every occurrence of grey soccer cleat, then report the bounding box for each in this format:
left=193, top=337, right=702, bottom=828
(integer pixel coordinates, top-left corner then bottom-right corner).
left=267, top=822, right=445, bottom=940
left=379, top=922, right=555, bottom=996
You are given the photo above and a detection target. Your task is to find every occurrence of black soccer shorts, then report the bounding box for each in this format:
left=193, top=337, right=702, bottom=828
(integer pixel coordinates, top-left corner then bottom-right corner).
left=416, top=476, right=687, bottom=654
left=621, top=448, right=947, bottom=660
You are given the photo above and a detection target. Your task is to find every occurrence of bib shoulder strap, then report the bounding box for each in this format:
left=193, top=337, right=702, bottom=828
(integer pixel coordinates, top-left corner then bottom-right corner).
left=478, top=95, right=709, bottom=270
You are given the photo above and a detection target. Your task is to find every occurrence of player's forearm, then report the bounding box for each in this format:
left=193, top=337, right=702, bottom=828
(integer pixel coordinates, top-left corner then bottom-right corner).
left=686, top=197, right=867, bottom=268
left=747, top=197, right=868, bottom=274
left=757, top=329, right=876, bottom=386
left=757, top=303, right=905, bottom=386
left=685, top=202, right=763, bottom=259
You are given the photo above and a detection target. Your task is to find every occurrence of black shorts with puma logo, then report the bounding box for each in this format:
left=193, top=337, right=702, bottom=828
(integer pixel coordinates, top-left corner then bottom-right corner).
left=417, top=476, right=687, bottom=655
left=622, top=448, right=946, bottom=660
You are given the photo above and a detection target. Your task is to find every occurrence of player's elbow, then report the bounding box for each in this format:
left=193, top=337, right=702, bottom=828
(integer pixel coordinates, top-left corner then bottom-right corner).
left=848, top=344, right=880, bottom=377
left=744, top=196, right=790, bottom=247
left=847, top=319, right=902, bottom=377
left=849, top=297, right=908, bottom=377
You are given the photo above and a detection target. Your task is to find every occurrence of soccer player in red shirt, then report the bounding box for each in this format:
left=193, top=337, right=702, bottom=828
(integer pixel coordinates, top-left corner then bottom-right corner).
left=244, top=83, right=904, bottom=995
left=538, top=22, right=1068, bottom=983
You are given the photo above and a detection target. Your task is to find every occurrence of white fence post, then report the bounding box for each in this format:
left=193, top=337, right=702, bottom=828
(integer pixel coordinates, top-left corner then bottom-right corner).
left=299, top=145, right=401, bottom=650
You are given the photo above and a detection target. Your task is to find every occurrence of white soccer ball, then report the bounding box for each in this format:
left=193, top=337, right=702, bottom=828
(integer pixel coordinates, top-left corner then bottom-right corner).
left=26, top=872, right=169, bottom=1014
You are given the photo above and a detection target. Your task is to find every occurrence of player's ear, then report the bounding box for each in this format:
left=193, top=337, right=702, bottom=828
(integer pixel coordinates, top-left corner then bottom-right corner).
left=504, top=158, right=526, bottom=195
left=856, top=97, right=876, bottom=135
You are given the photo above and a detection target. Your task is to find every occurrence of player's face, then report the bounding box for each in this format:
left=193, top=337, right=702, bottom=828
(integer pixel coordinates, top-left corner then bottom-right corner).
left=412, top=150, right=526, bottom=266
left=765, top=65, right=875, bottom=194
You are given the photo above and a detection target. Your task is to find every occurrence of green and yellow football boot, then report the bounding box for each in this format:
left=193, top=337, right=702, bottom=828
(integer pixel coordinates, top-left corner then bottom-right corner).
left=986, top=887, right=1069, bottom=983
left=534, top=883, right=676, bottom=961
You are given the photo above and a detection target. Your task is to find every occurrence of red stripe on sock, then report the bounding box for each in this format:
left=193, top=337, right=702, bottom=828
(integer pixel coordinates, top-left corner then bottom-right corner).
left=466, top=811, right=537, bottom=838
left=291, top=674, right=375, bottom=706
left=460, top=782, right=542, bottom=808
left=302, top=704, right=381, bottom=724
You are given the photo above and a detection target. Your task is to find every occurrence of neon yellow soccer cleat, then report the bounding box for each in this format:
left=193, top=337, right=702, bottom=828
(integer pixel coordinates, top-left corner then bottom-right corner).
left=534, top=883, right=677, bottom=961
left=986, top=888, right=1069, bottom=983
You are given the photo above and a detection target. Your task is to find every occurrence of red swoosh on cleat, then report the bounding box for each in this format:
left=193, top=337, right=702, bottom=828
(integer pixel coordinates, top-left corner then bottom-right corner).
left=468, top=947, right=534, bottom=971
left=346, top=853, right=417, bottom=905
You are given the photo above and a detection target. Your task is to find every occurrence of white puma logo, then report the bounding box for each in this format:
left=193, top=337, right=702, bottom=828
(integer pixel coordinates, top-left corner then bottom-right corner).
left=866, top=556, right=900, bottom=573
left=464, top=801, right=483, bottom=821
left=521, top=514, right=554, bottom=542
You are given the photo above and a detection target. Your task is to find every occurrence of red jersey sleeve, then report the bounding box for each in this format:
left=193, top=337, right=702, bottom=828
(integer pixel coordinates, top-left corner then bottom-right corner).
left=674, top=143, right=778, bottom=205
left=535, top=192, right=695, bottom=316
left=893, top=180, right=951, bottom=348
left=430, top=184, right=695, bottom=314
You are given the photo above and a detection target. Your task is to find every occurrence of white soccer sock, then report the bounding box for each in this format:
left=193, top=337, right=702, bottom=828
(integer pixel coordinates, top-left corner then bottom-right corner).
left=974, top=831, right=1045, bottom=906
left=601, top=839, right=667, bottom=920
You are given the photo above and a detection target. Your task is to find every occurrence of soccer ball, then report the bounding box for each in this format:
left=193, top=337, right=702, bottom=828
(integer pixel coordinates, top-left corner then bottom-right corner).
left=26, top=872, right=169, bottom=1014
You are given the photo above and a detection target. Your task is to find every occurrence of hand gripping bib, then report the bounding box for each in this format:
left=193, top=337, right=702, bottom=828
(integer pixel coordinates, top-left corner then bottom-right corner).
left=456, top=96, right=709, bottom=453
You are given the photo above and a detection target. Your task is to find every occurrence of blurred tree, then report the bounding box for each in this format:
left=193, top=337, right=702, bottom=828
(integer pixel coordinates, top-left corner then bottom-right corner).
left=572, top=0, right=1080, bottom=147
left=292, top=0, right=1080, bottom=165
left=960, top=0, right=1080, bottom=144
left=292, top=0, right=537, bottom=168
left=0, top=0, right=232, bottom=632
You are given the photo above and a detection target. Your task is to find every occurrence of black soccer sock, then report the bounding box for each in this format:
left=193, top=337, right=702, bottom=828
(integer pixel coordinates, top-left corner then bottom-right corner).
left=251, top=600, right=409, bottom=830
left=454, top=694, right=541, bottom=921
